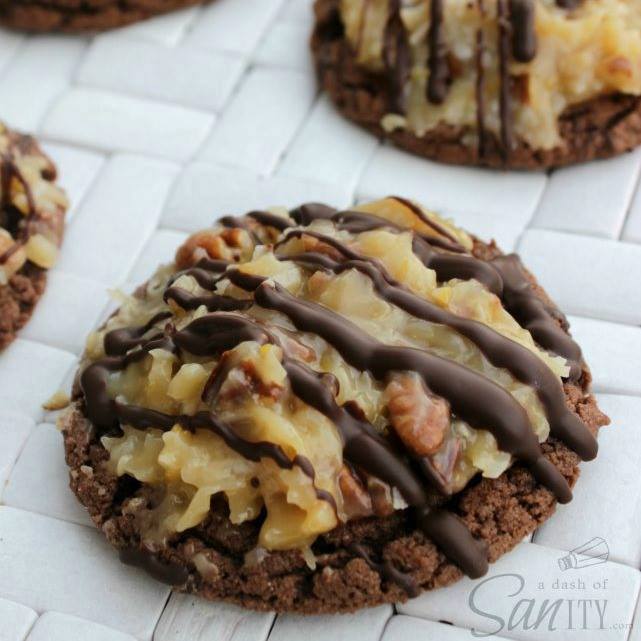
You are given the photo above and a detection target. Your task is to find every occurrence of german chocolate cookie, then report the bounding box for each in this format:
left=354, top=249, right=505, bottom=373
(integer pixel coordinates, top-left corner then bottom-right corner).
left=0, top=0, right=205, bottom=32
left=0, top=123, right=67, bottom=350
left=61, top=197, right=608, bottom=613
left=313, top=0, right=641, bottom=170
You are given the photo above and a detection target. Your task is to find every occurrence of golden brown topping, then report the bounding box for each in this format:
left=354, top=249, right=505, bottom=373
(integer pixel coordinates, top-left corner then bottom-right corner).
left=25, top=233, right=58, bottom=269
left=0, top=124, right=67, bottom=281
left=0, top=229, right=26, bottom=281
left=343, top=0, right=641, bottom=151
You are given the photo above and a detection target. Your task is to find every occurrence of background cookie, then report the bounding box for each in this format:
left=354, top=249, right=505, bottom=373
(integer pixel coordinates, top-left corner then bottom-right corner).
left=0, top=123, right=67, bottom=350
left=0, top=0, right=206, bottom=32
left=313, top=0, right=641, bottom=170
left=61, top=197, right=607, bottom=613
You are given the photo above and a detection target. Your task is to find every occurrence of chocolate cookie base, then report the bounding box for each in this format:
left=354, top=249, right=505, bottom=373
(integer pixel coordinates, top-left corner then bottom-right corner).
left=0, top=263, right=46, bottom=350
left=60, top=237, right=608, bottom=614
left=1, top=131, right=66, bottom=351
left=312, top=0, right=641, bottom=171
left=0, top=0, right=206, bottom=33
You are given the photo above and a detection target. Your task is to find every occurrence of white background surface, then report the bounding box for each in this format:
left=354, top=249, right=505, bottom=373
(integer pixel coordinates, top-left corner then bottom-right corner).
left=0, top=0, right=640, bottom=639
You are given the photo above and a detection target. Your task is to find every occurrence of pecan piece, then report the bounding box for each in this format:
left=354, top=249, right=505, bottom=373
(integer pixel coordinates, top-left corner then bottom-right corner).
left=367, top=476, right=395, bottom=517
left=176, top=230, right=233, bottom=269
left=385, top=373, right=450, bottom=457
left=338, top=465, right=373, bottom=520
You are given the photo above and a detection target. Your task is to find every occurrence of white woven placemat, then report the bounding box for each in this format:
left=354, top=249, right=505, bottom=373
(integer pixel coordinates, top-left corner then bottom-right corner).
left=1, top=1, right=640, bottom=639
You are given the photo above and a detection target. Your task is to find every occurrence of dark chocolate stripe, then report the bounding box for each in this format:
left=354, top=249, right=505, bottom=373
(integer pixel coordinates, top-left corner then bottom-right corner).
left=556, top=0, right=583, bottom=8
left=383, top=0, right=411, bottom=114
left=104, top=312, right=172, bottom=356
left=492, top=254, right=583, bottom=381
left=164, top=263, right=262, bottom=312
left=169, top=267, right=223, bottom=290
left=196, top=257, right=231, bottom=274
left=224, top=268, right=267, bottom=292
left=245, top=211, right=293, bottom=232
left=475, top=0, right=487, bottom=160
left=119, top=548, right=189, bottom=586
left=349, top=543, right=419, bottom=597
left=497, top=0, right=513, bottom=160
left=164, top=286, right=251, bottom=312
left=391, top=196, right=465, bottom=250
left=426, top=0, right=449, bottom=104
left=221, top=210, right=292, bottom=233
left=510, top=0, right=537, bottom=62
left=172, top=313, right=266, bottom=357
left=411, top=236, right=503, bottom=294
left=289, top=203, right=337, bottom=226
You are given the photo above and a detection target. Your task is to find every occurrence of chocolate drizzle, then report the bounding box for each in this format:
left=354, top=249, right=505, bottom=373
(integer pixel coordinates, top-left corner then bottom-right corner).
left=221, top=210, right=292, bottom=233
left=492, top=254, right=583, bottom=381
left=164, top=286, right=251, bottom=312
left=475, top=0, right=487, bottom=159
left=510, top=0, right=537, bottom=63
left=391, top=196, right=466, bottom=251
left=426, top=0, right=449, bottom=104
left=556, top=0, right=583, bottom=8
left=104, top=312, right=172, bottom=356
left=119, top=548, right=189, bottom=586
left=79, top=199, right=597, bottom=591
left=383, top=0, right=411, bottom=113
left=350, top=542, right=420, bottom=597
left=497, top=0, right=513, bottom=158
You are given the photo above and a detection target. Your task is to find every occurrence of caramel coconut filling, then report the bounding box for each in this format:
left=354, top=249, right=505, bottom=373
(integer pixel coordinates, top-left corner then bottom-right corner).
left=74, top=197, right=598, bottom=589
left=340, top=0, right=641, bottom=154
left=0, top=123, right=67, bottom=284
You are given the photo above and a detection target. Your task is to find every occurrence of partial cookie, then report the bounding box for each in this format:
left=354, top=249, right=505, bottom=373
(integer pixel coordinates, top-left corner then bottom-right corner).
left=0, top=0, right=206, bottom=32
left=61, top=197, right=608, bottom=613
left=0, top=124, right=68, bottom=350
left=313, top=0, right=641, bottom=170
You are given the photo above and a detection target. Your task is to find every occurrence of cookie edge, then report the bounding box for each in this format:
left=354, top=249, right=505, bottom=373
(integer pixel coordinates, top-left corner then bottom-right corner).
left=311, top=0, right=641, bottom=170
left=0, top=0, right=206, bottom=33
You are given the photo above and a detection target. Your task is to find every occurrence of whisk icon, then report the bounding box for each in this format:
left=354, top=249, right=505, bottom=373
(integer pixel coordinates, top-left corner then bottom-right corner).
left=558, top=537, right=609, bottom=571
